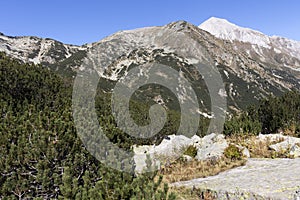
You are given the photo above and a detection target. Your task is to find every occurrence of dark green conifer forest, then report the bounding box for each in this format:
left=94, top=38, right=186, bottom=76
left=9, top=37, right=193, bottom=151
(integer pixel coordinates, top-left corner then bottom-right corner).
left=0, top=52, right=176, bottom=199
left=224, top=90, right=300, bottom=136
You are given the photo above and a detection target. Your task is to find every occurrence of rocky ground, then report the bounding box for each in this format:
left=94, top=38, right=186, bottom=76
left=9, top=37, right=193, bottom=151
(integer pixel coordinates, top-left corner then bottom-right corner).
left=171, top=158, right=300, bottom=200
left=133, top=133, right=300, bottom=199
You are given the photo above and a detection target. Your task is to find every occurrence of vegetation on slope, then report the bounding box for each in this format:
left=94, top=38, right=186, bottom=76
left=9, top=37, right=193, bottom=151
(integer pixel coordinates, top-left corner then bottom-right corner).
left=224, top=90, right=300, bottom=136
left=1, top=49, right=300, bottom=199
left=0, top=52, right=176, bottom=199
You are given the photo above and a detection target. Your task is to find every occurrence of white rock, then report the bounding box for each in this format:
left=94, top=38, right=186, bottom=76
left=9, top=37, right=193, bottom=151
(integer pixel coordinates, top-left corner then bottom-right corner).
left=195, top=133, right=228, bottom=161
left=234, top=144, right=250, bottom=158
left=269, top=135, right=300, bottom=153
left=189, top=135, right=202, bottom=147
left=154, top=134, right=191, bottom=157
left=133, top=144, right=159, bottom=173
left=133, top=134, right=191, bottom=173
left=202, top=133, right=217, bottom=144
left=182, top=155, right=193, bottom=162
left=290, top=144, right=300, bottom=158
left=269, top=141, right=292, bottom=152
left=242, top=147, right=251, bottom=158
left=133, top=133, right=229, bottom=172
left=256, top=133, right=286, bottom=143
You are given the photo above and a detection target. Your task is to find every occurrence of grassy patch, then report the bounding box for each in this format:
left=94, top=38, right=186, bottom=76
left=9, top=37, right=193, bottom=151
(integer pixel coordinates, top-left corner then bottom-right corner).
left=224, top=144, right=243, bottom=160
left=159, top=156, right=246, bottom=183
left=183, top=145, right=198, bottom=158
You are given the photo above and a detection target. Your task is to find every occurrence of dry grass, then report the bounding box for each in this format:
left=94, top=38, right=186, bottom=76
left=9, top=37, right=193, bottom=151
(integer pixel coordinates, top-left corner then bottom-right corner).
left=283, top=124, right=300, bottom=137
left=158, top=156, right=246, bottom=183
left=168, top=186, right=217, bottom=200
left=226, top=134, right=288, bottom=158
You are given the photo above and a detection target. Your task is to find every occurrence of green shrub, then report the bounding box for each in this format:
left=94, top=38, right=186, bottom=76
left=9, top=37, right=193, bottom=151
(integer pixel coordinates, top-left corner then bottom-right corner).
left=183, top=145, right=198, bottom=158
left=224, top=144, right=243, bottom=160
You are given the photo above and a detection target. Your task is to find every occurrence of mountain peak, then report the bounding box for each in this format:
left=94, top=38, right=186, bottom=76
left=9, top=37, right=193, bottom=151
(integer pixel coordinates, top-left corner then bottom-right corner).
left=199, top=17, right=271, bottom=48
left=201, top=17, right=237, bottom=28
left=166, top=20, right=196, bottom=32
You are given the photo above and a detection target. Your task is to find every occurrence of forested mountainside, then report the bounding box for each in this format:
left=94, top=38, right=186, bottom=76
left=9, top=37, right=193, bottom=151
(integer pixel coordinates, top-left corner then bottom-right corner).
left=0, top=52, right=177, bottom=199
left=1, top=47, right=300, bottom=198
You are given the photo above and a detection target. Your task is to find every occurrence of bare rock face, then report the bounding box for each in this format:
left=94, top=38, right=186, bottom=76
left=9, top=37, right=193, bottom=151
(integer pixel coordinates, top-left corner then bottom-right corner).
left=0, top=33, right=86, bottom=66
left=172, top=158, right=300, bottom=200
left=199, top=17, right=300, bottom=70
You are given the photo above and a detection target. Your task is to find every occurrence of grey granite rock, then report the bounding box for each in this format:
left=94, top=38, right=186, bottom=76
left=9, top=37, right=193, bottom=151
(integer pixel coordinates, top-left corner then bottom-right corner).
left=195, top=133, right=228, bottom=161
left=172, top=158, right=300, bottom=199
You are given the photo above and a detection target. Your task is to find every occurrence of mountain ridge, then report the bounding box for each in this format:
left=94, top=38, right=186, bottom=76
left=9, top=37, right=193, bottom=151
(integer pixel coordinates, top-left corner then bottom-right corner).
left=199, top=17, right=300, bottom=48
left=1, top=19, right=300, bottom=114
left=199, top=17, right=300, bottom=69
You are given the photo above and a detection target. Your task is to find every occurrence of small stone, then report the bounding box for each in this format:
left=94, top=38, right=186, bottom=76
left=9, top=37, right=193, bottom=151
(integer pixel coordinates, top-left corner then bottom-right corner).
left=242, top=147, right=251, bottom=158
left=182, top=155, right=193, bottom=162
left=234, top=144, right=250, bottom=158
left=289, top=144, right=300, bottom=158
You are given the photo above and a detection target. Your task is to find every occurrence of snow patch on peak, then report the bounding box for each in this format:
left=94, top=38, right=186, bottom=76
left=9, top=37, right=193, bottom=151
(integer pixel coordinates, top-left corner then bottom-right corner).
left=199, top=17, right=271, bottom=49
left=200, top=17, right=238, bottom=30
left=199, top=17, right=300, bottom=60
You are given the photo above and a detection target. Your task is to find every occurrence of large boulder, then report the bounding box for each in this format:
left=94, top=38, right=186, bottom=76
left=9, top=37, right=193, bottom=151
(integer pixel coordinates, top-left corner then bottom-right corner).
left=195, top=133, right=228, bottom=161
left=257, top=133, right=300, bottom=158
left=133, top=133, right=230, bottom=172
left=133, top=134, right=191, bottom=173
left=154, top=135, right=191, bottom=157
left=268, top=135, right=300, bottom=153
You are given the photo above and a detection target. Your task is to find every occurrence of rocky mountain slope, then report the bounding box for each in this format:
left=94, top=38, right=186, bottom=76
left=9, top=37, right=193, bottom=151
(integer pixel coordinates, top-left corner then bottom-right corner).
left=200, top=17, right=300, bottom=71
left=0, top=32, right=87, bottom=74
left=82, top=20, right=300, bottom=114
left=1, top=18, right=300, bottom=115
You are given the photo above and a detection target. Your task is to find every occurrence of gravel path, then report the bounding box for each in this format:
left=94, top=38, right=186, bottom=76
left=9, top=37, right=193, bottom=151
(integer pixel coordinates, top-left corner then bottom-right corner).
left=171, top=158, right=300, bottom=199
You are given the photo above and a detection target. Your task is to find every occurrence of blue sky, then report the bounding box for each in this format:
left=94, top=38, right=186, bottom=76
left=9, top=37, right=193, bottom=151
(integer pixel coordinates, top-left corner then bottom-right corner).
left=1, top=0, right=300, bottom=45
